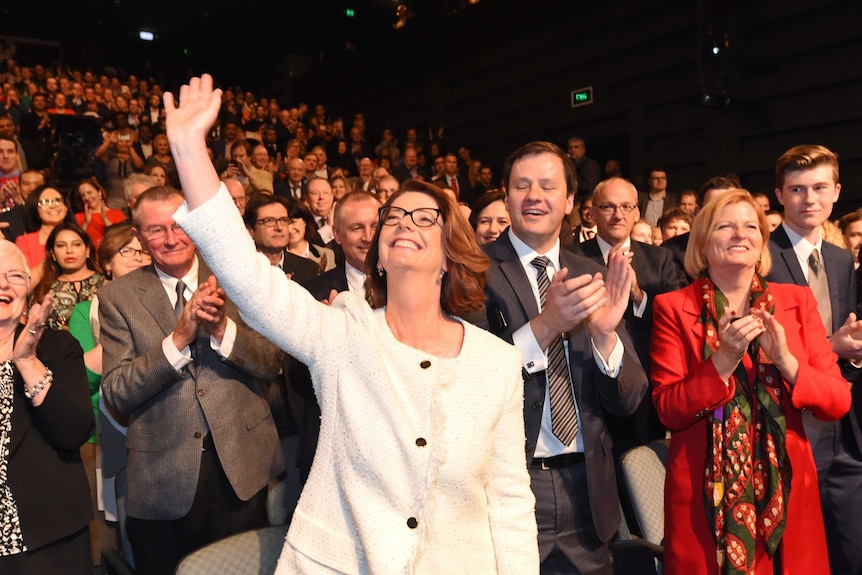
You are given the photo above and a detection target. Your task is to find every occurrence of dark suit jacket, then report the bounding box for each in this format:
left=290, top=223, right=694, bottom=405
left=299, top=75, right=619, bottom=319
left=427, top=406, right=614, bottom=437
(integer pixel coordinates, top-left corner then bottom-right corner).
left=637, top=191, right=679, bottom=224
left=436, top=174, right=475, bottom=205
left=766, top=224, right=862, bottom=452
left=571, top=238, right=688, bottom=371
left=282, top=249, right=319, bottom=284
left=572, top=238, right=689, bottom=445
left=274, top=179, right=307, bottom=200
left=286, top=265, right=352, bottom=479
left=661, top=230, right=689, bottom=279
left=9, top=327, right=95, bottom=551
left=392, top=163, right=431, bottom=184
left=482, top=234, right=648, bottom=542
left=99, top=258, right=283, bottom=520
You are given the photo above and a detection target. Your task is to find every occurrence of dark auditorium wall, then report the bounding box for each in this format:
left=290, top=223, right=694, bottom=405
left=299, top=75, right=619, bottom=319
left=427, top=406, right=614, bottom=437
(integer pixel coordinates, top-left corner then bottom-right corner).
left=289, top=0, right=862, bottom=213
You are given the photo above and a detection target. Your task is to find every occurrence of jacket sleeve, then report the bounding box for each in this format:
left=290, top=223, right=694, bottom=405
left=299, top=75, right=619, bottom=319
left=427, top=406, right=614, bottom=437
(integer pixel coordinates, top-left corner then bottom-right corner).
left=486, top=349, right=540, bottom=574
left=786, top=287, right=851, bottom=421
left=99, top=288, right=185, bottom=414
left=650, top=292, right=736, bottom=431
left=28, top=330, right=95, bottom=450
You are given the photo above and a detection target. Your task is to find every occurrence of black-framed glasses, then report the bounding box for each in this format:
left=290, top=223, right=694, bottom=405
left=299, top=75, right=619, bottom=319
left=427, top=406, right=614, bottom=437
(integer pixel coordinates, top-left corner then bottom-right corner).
left=0, top=269, right=29, bottom=285
left=379, top=206, right=443, bottom=228
left=118, top=246, right=151, bottom=260
left=141, top=224, right=186, bottom=240
left=255, top=217, right=290, bottom=228
left=595, top=203, right=637, bottom=215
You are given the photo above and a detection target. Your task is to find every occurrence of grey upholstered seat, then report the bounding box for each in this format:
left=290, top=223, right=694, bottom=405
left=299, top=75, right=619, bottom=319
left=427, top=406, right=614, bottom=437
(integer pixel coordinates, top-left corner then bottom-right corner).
left=173, top=524, right=289, bottom=575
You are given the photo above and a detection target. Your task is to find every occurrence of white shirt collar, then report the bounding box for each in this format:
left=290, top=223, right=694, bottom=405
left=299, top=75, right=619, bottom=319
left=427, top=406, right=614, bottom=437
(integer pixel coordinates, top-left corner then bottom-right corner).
left=508, top=228, right=561, bottom=271
left=154, top=255, right=199, bottom=305
left=595, top=234, right=630, bottom=265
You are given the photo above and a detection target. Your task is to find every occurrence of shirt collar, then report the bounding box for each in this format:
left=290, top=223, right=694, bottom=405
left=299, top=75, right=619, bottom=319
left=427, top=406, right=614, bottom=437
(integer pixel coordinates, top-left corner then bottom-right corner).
left=595, top=234, right=630, bottom=265
left=508, top=228, right=561, bottom=271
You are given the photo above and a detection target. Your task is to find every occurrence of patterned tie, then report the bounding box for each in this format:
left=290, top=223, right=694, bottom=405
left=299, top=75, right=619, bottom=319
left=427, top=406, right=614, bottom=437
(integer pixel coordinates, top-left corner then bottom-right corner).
left=175, top=280, right=187, bottom=319
left=808, top=250, right=833, bottom=336
left=531, top=256, right=579, bottom=445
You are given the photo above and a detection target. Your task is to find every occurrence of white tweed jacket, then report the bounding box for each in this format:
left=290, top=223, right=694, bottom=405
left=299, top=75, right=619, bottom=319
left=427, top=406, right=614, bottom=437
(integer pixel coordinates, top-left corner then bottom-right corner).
left=175, top=185, right=539, bottom=574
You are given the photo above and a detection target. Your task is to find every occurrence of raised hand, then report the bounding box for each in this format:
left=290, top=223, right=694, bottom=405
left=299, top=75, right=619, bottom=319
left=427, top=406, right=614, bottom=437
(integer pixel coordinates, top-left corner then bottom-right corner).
left=710, top=311, right=765, bottom=380
left=164, top=74, right=224, bottom=209
left=587, top=249, right=633, bottom=339
left=830, top=313, right=862, bottom=361
left=530, top=267, right=607, bottom=350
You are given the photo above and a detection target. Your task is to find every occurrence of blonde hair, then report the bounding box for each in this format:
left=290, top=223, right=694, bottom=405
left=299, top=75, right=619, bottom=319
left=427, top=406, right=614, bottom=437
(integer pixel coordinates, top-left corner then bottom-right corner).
left=685, top=189, right=772, bottom=278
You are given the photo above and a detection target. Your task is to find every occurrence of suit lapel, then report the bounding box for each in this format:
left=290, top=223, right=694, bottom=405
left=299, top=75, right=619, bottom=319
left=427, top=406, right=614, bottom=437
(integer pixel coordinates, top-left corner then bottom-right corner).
left=773, top=226, right=808, bottom=286
left=821, top=244, right=844, bottom=332
left=138, top=265, right=179, bottom=337
left=494, top=235, right=539, bottom=320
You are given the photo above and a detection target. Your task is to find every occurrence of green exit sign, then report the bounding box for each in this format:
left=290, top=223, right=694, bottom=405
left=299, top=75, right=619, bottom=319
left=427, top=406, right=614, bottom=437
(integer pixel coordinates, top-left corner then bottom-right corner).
left=345, top=8, right=355, bottom=17
left=570, top=86, right=594, bottom=109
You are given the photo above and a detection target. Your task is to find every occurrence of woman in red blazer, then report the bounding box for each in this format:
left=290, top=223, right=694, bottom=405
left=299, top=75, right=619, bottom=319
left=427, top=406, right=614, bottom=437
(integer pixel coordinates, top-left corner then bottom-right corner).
left=651, top=190, right=850, bottom=574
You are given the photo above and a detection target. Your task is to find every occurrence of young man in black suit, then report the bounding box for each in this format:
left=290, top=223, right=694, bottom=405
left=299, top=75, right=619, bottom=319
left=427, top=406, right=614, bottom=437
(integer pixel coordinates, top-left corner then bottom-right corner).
left=482, top=141, right=648, bottom=573
left=767, top=144, right=862, bottom=575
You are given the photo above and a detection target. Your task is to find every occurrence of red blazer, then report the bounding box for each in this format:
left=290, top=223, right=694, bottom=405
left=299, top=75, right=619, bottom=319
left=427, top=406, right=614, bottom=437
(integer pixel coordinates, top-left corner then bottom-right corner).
left=651, top=281, right=850, bottom=574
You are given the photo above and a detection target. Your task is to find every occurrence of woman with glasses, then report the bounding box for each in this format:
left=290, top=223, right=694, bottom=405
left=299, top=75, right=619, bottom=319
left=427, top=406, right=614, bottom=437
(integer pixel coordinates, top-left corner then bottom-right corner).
left=0, top=240, right=95, bottom=574
left=163, top=75, right=539, bottom=574
left=67, top=222, right=151, bottom=567
left=16, top=185, right=77, bottom=277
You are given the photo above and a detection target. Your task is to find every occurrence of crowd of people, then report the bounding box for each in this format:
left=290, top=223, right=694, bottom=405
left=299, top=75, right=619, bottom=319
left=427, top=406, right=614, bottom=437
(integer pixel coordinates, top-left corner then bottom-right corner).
left=0, top=55, right=861, bottom=575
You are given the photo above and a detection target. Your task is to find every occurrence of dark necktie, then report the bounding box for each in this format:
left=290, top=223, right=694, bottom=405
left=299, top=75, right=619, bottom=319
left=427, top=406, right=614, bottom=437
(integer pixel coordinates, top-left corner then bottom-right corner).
left=531, top=256, right=579, bottom=445
left=808, top=250, right=832, bottom=336
left=584, top=229, right=595, bottom=241
left=175, top=280, right=187, bottom=319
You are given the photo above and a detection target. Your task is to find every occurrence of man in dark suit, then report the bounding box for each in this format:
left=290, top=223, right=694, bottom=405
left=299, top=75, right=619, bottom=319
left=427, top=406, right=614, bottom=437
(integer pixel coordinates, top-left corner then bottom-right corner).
left=572, top=177, right=687, bottom=447
left=637, top=168, right=677, bottom=228
left=482, top=142, right=648, bottom=573
left=766, top=144, right=862, bottom=575
left=274, top=157, right=307, bottom=200
left=243, top=194, right=319, bottom=283
left=100, top=187, right=283, bottom=575
left=436, top=152, right=474, bottom=205
left=391, top=146, right=430, bottom=183
left=294, top=190, right=381, bottom=482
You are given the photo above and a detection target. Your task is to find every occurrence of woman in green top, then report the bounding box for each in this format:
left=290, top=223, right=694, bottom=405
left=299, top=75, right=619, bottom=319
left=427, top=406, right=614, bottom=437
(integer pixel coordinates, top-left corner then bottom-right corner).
left=66, top=223, right=151, bottom=566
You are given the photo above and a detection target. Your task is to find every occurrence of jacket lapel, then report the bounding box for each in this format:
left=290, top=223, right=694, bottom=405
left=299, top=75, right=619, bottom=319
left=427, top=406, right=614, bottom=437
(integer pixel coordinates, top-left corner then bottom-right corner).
left=494, top=235, right=540, bottom=320
left=138, top=265, right=179, bottom=337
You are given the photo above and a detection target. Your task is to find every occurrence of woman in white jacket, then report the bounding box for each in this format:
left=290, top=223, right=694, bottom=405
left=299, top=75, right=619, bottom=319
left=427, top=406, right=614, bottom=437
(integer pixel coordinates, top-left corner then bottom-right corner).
left=165, top=75, right=539, bottom=575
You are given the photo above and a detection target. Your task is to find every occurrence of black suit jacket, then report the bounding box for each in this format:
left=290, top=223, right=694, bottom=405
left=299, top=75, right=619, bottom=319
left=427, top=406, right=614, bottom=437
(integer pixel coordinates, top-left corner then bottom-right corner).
left=637, top=191, right=679, bottom=223
left=281, top=249, right=320, bottom=284
left=661, top=230, right=689, bottom=279
left=571, top=238, right=688, bottom=371
left=482, top=233, right=648, bottom=542
left=287, top=265, right=352, bottom=479
left=766, top=224, right=862, bottom=451
left=392, top=163, right=431, bottom=184
left=9, top=327, right=95, bottom=551
left=572, top=238, right=688, bottom=445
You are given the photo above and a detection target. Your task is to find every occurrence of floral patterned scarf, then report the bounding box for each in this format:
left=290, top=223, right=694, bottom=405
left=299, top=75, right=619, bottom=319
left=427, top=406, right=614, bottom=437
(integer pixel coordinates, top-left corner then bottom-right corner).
left=696, top=274, right=790, bottom=573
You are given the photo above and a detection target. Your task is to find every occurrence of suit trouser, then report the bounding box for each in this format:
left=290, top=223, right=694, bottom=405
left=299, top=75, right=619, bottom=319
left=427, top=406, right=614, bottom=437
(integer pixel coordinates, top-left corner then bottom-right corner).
left=125, top=438, right=268, bottom=575
left=807, top=413, right=862, bottom=575
left=530, top=459, right=611, bottom=575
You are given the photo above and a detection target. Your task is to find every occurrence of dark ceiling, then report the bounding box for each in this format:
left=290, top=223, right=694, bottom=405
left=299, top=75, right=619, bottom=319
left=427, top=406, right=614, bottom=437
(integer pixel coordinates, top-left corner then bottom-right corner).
left=0, top=0, right=481, bottom=93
